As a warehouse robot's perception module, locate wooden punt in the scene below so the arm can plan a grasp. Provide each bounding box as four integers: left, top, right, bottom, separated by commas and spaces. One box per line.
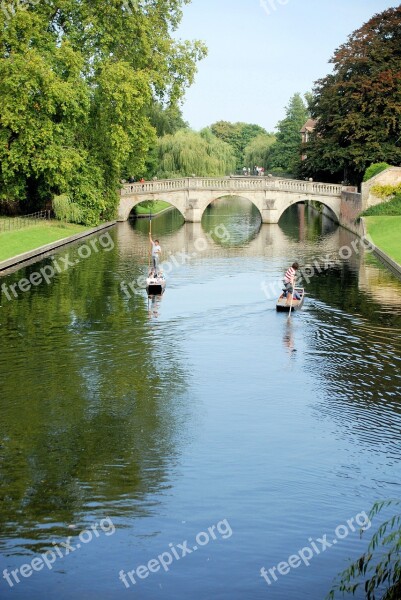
146, 275, 166, 296
276, 287, 305, 312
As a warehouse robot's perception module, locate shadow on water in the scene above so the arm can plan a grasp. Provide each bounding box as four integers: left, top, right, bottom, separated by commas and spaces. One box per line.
0, 228, 191, 553
279, 202, 338, 243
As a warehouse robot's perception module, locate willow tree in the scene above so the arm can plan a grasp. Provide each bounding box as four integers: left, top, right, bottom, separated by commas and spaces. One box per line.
0, 0, 206, 223
154, 128, 236, 178
243, 133, 276, 171
210, 121, 268, 169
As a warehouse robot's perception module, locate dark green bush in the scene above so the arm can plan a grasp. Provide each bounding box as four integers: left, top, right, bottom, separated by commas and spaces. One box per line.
363, 162, 390, 182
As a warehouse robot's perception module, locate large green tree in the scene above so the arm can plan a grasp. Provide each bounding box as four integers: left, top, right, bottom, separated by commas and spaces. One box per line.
143, 102, 188, 177
147, 102, 188, 138
243, 132, 276, 171
304, 6, 401, 184
151, 128, 236, 178
210, 121, 267, 169
269, 92, 309, 175
0, 0, 206, 223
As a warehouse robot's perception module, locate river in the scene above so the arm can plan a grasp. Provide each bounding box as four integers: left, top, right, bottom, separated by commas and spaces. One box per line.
0, 198, 400, 600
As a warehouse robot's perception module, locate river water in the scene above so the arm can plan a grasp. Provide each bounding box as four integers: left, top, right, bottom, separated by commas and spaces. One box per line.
0, 198, 400, 600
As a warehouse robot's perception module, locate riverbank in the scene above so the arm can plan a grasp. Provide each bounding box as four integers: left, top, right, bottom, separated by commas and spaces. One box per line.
0, 220, 115, 273
364, 216, 401, 266
0, 221, 88, 262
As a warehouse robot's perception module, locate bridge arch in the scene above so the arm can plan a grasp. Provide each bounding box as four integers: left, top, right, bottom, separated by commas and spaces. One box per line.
275, 197, 340, 223
125, 197, 186, 220
199, 194, 263, 220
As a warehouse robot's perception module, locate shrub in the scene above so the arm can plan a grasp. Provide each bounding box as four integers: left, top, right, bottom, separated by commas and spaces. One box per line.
53, 194, 83, 224
268, 168, 294, 178
371, 183, 401, 199
363, 163, 390, 182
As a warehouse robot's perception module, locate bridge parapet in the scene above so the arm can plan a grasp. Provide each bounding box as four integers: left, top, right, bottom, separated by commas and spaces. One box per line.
121, 177, 343, 198
118, 177, 344, 223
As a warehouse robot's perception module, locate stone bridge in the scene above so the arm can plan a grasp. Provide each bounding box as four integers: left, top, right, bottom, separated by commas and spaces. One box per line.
118, 177, 343, 223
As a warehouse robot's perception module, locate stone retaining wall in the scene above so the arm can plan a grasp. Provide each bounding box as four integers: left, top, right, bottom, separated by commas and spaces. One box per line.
339, 190, 363, 235
362, 166, 401, 210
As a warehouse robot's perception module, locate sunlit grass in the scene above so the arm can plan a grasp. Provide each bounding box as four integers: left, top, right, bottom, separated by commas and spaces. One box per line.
134, 201, 172, 215
364, 216, 401, 265
0, 221, 88, 262
362, 194, 401, 216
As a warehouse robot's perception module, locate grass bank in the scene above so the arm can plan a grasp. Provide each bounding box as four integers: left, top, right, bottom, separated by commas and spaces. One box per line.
364, 216, 401, 265
0, 221, 88, 262
362, 194, 401, 216
134, 201, 172, 216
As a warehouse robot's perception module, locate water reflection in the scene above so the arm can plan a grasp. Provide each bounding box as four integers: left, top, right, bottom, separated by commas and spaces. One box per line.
279, 202, 338, 242
303, 303, 401, 456
202, 196, 261, 247
0, 201, 401, 600
282, 319, 296, 356
0, 230, 190, 553
147, 294, 163, 320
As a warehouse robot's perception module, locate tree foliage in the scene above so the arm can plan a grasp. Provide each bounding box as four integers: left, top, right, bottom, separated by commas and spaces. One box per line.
210, 121, 267, 169
53, 194, 83, 223
363, 163, 391, 182
147, 102, 188, 138
304, 7, 401, 184
0, 0, 206, 223
151, 128, 236, 178
269, 92, 309, 175
243, 133, 276, 170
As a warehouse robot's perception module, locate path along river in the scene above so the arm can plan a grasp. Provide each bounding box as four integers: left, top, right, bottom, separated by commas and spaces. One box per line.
0, 198, 400, 600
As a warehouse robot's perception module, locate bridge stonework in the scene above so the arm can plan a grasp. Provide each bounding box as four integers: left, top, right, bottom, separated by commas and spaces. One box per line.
118, 177, 343, 224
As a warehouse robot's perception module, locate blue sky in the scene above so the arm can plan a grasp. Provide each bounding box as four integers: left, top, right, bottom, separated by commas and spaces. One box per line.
175, 0, 398, 132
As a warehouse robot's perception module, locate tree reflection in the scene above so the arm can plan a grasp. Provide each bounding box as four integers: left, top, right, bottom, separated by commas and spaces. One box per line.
0, 229, 189, 550
202, 196, 261, 247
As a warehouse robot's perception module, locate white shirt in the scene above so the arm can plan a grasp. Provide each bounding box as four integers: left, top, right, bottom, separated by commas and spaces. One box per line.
152, 242, 161, 257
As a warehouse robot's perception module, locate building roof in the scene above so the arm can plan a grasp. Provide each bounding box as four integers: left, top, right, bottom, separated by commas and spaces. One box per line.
300, 118, 317, 133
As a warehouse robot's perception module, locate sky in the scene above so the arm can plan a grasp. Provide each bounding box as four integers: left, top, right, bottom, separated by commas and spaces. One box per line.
175, 0, 398, 132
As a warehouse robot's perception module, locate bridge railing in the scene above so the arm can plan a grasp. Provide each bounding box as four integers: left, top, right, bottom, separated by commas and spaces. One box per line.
121, 177, 343, 197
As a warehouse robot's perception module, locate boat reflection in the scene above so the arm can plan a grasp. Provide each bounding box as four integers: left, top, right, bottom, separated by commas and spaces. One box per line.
147, 293, 163, 319
283, 319, 297, 356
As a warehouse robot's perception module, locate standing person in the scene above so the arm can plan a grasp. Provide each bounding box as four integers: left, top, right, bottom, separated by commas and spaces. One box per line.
283, 262, 299, 305
149, 234, 161, 273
